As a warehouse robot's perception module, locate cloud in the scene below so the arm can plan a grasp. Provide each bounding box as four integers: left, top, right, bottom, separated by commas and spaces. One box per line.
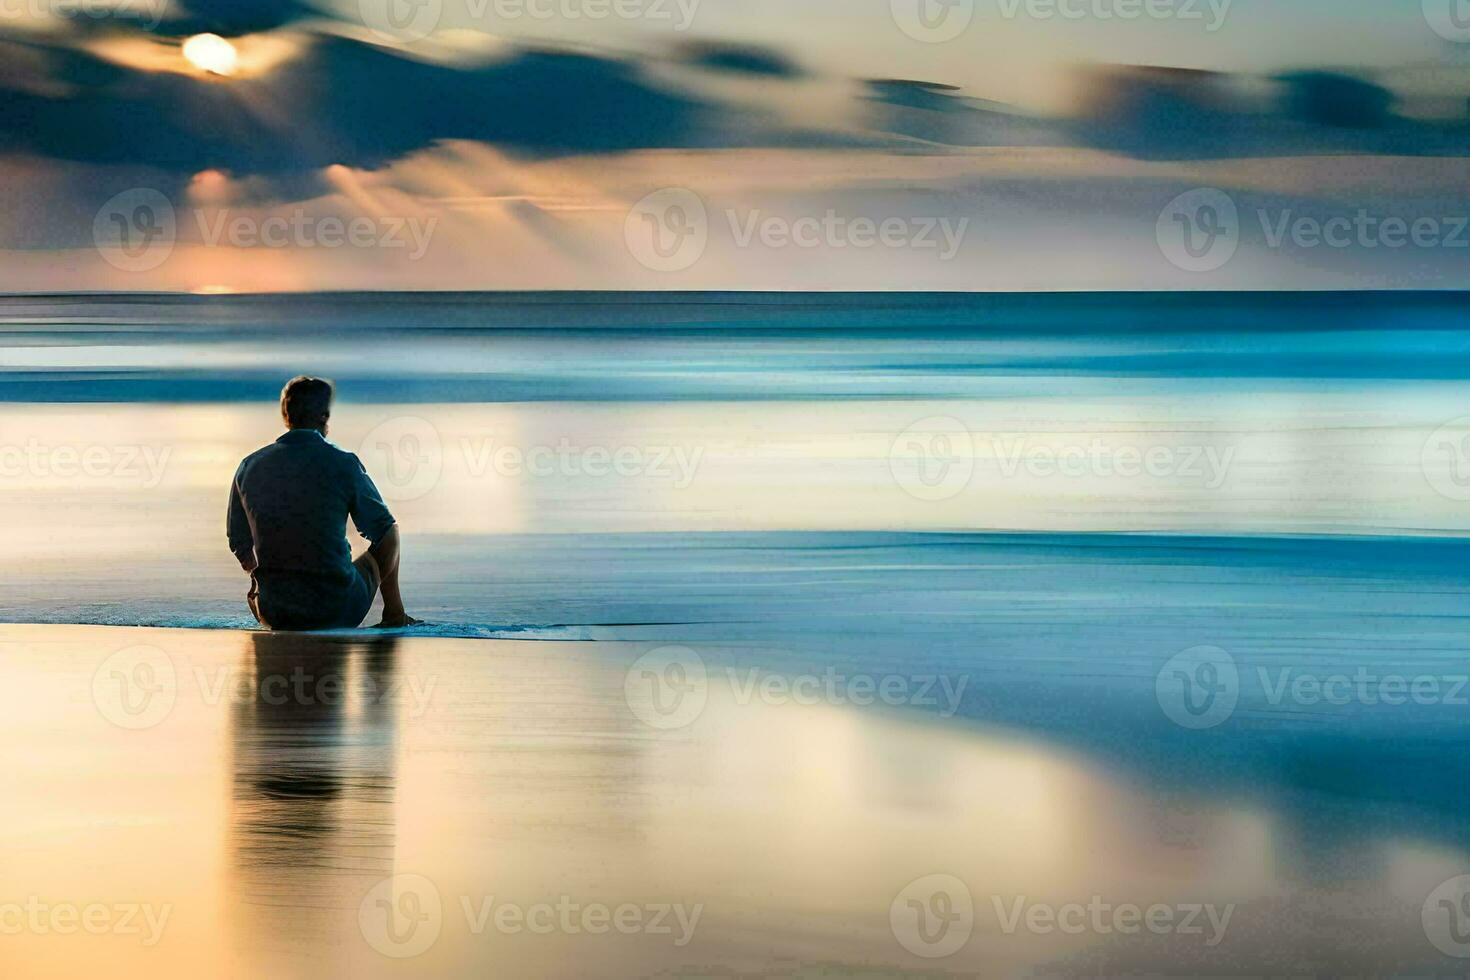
675, 41, 804, 78
0, 34, 712, 174
1069, 65, 1470, 161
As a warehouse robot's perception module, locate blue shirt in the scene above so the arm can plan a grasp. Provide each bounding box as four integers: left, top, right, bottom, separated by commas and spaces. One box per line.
227, 429, 396, 583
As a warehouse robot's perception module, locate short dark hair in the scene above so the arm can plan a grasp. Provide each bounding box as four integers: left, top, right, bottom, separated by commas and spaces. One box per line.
280, 376, 333, 429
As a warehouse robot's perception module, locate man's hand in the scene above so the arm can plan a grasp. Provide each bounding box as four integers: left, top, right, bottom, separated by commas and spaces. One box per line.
240, 555, 258, 573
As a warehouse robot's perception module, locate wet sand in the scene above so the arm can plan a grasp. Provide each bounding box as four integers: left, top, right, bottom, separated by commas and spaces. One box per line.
4, 623, 1469, 978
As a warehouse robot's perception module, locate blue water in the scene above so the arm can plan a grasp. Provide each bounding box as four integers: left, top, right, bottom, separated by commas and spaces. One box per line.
9, 292, 1470, 976
4, 291, 1470, 404
3, 290, 1468, 665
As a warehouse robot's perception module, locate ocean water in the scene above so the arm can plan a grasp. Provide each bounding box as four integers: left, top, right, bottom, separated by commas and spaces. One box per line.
3, 291, 1470, 640
8, 292, 1470, 975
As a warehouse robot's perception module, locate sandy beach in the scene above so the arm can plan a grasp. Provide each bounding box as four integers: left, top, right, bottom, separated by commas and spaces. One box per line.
3, 622, 1467, 977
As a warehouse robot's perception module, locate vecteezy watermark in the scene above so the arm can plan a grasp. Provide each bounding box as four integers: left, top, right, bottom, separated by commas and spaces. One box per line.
93, 645, 177, 730
888, 417, 1239, 502
888, 417, 976, 502
0, 440, 172, 488
625, 188, 708, 273
1155, 645, 1239, 730
358, 416, 444, 503
991, 895, 1234, 946
94, 188, 176, 273
622, 647, 968, 730
891, 874, 974, 958
194, 209, 438, 261
625, 189, 969, 273
0, 898, 173, 946
995, 0, 1231, 30
624, 646, 708, 730
1156, 188, 1239, 273
93, 189, 439, 273
459, 437, 704, 489
989, 436, 1235, 488
358, 0, 699, 43
1423, 0, 1470, 43
1158, 187, 1470, 273
91, 645, 438, 730
725, 668, 969, 718
358, 874, 702, 958
1424, 874, 1470, 958
359, 875, 444, 958
890, 0, 975, 43
358, 0, 444, 42
890, 877, 1232, 959
357, 418, 707, 503
1157, 644, 1470, 730
0, 0, 170, 30
1421, 417, 1470, 501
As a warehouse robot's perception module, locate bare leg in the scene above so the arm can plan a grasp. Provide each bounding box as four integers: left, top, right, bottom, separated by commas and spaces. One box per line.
367, 525, 420, 628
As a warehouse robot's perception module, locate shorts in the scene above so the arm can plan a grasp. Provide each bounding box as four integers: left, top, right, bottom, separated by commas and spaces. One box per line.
249, 555, 380, 631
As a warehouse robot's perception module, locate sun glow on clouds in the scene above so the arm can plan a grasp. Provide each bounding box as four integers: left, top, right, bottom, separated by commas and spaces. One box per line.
82, 32, 302, 79
182, 34, 239, 76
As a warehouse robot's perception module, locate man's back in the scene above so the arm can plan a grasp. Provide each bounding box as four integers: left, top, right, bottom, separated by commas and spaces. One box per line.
229, 429, 395, 581
229, 377, 415, 631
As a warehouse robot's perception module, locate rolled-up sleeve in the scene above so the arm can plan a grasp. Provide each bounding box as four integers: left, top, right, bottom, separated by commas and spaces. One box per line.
348, 454, 396, 543
226, 464, 254, 563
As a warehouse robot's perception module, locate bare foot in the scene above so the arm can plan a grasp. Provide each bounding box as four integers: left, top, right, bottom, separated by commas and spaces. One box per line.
373, 612, 424, 629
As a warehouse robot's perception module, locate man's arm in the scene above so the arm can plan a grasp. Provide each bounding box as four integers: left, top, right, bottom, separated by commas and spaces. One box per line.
226, 470, 257, 573
348, 455, 417, 626
347, 454, 397, 545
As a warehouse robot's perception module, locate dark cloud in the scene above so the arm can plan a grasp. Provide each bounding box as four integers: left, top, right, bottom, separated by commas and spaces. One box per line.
167, 0, 308, 33
860, 78, 1067, 149
675, 41, 803, 78
0, 9, 1466, 190
1276, 71, 1395, 128
0, 34, 710, 174
1070, 65, 1470, 160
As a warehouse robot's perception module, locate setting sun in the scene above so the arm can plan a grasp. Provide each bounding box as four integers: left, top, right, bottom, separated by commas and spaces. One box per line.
182, 33, 238, 76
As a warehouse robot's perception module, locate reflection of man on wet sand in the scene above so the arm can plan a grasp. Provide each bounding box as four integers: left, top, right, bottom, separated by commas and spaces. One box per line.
227, 376, 420, 630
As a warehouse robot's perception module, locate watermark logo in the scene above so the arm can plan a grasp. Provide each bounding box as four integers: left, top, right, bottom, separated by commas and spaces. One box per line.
626, 188, 708, 272
459, 437, 704, 489
626, 191, 968, 271
1424, 874, 1470, 957
460, 894, 701, 944
726, 667, 968, 717
890, 874, 973, 958
990, 436, 1235, 488
358, 416, 444, 502
1156, 645, 1238, 729
1424, 0, 1470, 43
359, 0, 443, 42
890, 0, 974, 42
991, 895, 1232, 945
995, 0, 1231, 30
0, 440, 172, 488
194, 209, 438, 260
1157, 188, 1239, 273
624, 645, 708, 730
94, 188, 176, 273
469, 0, 700, 28
92, 645, 177, 730
1161, 189, 1469, 272
0, 898, 172, 945
889, 417, 975, 502
0, 0, 171, 30
360, 874, 444, 958
1422, 417, 1470, 501
725, 210, 967, 260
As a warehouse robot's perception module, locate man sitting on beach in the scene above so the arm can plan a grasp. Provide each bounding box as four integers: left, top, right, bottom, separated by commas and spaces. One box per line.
227, 376, 420, 630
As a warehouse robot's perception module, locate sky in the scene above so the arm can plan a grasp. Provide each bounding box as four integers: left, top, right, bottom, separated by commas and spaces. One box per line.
0, 0, 1467, 290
